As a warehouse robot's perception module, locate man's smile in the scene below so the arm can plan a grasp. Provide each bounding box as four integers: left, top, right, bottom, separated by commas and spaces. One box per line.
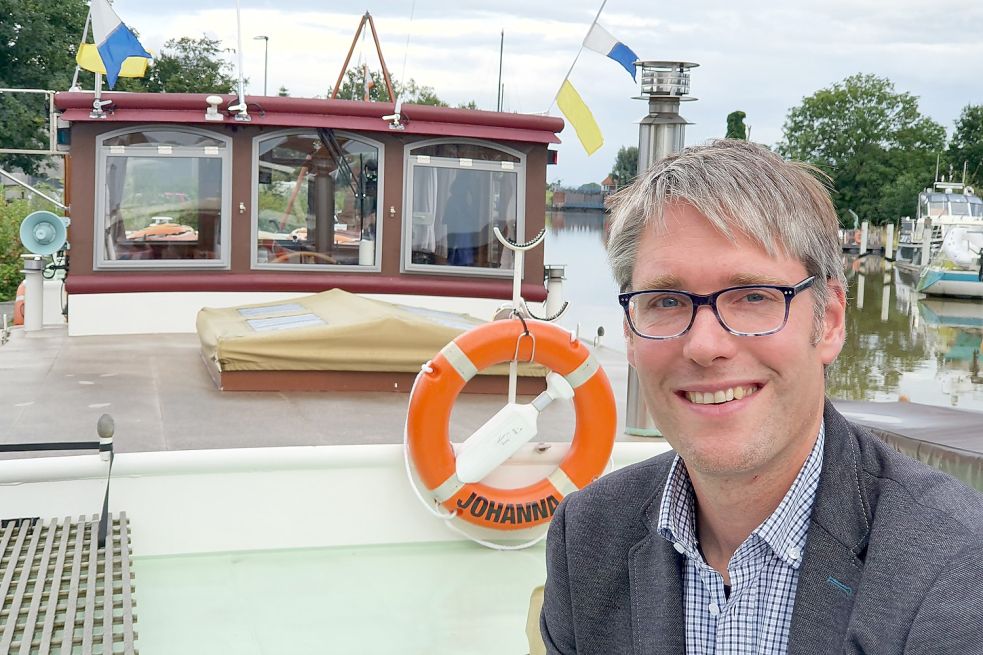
680, 383, 762, 405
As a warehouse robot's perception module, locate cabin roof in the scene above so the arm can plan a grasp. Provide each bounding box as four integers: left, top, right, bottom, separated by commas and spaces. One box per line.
54, 92, 564, 145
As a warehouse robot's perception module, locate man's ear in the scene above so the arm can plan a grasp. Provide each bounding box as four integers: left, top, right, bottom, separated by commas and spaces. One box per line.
817, 280, 846, 365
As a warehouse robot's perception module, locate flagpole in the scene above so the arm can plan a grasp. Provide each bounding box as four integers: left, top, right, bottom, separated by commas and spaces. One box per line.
547, 0, 609, 112
229, 0, 250, 120
70, 6, 93, 91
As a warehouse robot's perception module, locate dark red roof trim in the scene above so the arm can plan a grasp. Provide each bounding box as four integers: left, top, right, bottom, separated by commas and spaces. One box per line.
54, 93, 564, 144
65, 273, 548, 302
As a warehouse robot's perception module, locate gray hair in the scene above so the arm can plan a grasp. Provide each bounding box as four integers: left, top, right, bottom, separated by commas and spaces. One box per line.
606, 139, 846, 336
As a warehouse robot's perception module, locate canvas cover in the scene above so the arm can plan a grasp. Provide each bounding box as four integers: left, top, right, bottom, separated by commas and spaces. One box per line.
197, 289, 545, 377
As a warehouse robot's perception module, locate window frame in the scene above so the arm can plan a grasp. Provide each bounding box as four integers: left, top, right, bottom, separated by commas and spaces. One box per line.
250, 129, 385, 273
93, 125, 232, 270
401, 138, 525, 277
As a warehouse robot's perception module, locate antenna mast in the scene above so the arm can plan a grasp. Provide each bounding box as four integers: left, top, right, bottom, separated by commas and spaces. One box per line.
331, 12, 396, 101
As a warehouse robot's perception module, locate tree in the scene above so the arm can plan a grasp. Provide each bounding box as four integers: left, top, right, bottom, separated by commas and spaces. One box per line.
277, 85, 290, 97
578, 182, 602, 193
336, 69, 463, 107
726, 111, 747, 140
946, 105, 983, 187
124, 36, 238, 94
610, 146, 638, 187
0, 0, 88, 175
777, 74, 945, 226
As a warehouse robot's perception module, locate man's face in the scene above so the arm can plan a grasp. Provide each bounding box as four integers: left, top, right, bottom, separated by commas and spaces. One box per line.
626, 203, 845, 479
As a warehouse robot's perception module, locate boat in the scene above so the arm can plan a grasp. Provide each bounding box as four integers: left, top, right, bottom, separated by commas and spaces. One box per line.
2, 24, 982, 655
918, 297, 983, 329
40, 91, 567, 337
895, 180, 983, 273
916, 226, 983, 298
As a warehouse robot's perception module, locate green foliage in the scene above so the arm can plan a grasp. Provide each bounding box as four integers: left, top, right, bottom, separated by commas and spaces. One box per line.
946, 105, 983, 187
122, 35, 238, 94
610, 146, 638, 186
577, 182, 602, 193
277, 86, 290, 97
777, 74, 945, 226
0, 196, 62, 301
0, 0, 88, 175
336, 69, 453, 107
725, 111, 747, 140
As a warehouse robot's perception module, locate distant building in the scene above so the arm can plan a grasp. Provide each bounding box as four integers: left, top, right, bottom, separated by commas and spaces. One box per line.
601, 175, 618, 193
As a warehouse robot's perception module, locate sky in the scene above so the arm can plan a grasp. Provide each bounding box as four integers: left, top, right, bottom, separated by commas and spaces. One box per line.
111, 0, 983, 186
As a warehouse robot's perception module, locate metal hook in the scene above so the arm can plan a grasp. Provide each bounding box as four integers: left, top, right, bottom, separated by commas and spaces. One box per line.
512, 320, 536, 364
523, 299, 569, 322
494, 227, 546, 252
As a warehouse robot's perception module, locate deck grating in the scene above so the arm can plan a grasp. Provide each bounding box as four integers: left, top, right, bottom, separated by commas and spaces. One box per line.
0, 514, 137, 654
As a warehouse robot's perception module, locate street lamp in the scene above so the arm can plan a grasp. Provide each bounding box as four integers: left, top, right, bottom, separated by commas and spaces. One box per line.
253, 35, 269, 95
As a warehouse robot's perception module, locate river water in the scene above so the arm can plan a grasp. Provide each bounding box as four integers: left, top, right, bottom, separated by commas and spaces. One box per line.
545, 210, 983, 413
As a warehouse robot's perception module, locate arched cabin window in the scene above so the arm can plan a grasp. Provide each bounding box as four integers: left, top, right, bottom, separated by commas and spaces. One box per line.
403, 140, 525, 275
252, 130, 382, 269
95, 127, 231, 268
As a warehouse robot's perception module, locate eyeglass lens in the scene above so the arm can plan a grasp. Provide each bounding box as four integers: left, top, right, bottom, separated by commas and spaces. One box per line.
628, 287, 789, 338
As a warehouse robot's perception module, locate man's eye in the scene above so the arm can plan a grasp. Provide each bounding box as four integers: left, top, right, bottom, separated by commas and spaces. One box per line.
643, 294, 683, 309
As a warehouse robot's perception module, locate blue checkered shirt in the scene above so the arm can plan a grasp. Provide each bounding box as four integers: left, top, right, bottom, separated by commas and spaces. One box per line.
657, 424, 825, 654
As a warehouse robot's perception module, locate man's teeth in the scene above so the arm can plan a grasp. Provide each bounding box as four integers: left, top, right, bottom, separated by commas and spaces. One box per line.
686, 386, 757, 405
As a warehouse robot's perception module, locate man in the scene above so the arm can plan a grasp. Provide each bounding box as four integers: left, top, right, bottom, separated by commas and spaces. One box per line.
540, 140, 983, 654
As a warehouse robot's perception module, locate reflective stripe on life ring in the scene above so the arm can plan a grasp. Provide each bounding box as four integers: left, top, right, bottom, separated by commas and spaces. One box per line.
406, 319, 616, 531
13, 281, 25, 326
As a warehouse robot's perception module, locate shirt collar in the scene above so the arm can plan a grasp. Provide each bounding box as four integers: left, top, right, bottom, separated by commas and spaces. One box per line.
657, 422, 826, 569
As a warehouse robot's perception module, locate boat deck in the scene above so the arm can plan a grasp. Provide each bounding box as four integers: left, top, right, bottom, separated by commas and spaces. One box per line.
0, 326, 640, 452
2, 325, 980, 492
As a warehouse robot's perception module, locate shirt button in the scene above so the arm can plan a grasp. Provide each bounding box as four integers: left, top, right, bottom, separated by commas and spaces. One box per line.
673, 541, 686, 554
708, 602, 721, 616
787, 546, 801, 561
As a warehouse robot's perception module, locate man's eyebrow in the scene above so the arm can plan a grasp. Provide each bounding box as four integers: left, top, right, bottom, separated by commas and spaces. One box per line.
632, 272, 794, 290
728, 273, 792, 286
634, 274, 683, 289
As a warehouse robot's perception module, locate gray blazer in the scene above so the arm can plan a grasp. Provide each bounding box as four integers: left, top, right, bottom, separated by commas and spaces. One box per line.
541, 401, 983, 654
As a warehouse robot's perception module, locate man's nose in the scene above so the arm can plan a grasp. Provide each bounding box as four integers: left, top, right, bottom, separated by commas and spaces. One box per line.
681, 305, 737, 366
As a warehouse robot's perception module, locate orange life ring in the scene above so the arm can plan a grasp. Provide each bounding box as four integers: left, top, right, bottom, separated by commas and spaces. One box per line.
406, 319, 616, 531
13, 281, 25, 326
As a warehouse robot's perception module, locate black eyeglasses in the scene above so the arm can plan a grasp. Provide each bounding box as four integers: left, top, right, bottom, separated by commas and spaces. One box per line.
618, 277, 816, 340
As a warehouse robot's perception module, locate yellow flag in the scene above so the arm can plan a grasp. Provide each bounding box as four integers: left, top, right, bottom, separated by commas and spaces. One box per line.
556, 80, 603, 155
76, 43, 150, 79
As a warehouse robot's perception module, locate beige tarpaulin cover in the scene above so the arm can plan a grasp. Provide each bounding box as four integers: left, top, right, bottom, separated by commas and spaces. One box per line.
197, 289, 545, 377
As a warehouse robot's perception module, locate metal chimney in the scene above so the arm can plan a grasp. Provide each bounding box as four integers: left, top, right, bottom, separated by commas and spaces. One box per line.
625, 60, 698, 437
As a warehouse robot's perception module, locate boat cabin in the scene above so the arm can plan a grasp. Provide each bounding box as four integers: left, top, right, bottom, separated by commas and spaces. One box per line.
52, 93, 563, 335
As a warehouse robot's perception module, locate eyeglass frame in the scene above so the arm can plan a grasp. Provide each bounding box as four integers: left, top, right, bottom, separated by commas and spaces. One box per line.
618, 276, 817, 340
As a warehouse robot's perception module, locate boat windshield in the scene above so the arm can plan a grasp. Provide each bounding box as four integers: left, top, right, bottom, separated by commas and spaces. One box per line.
949, 196, 971, 215
921, 192, 983, 218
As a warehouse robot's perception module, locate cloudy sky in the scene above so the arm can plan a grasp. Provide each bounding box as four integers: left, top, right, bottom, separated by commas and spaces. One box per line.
113, 0, 983, 185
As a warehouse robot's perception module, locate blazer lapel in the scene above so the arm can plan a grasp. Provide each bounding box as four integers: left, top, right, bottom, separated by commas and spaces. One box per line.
788, 402, 872, 654
628, 529, 685, 654
788, 527, 864, 654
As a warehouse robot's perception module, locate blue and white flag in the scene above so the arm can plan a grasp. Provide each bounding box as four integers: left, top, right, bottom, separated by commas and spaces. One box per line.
582, 23, 639, 80
89, 0, 152, 88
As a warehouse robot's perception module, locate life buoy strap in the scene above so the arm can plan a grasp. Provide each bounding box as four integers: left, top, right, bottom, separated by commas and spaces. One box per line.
432, 472, 465, 504
547, 467, 578, 496
565, 353, 600, 389
440, 341, 479, 381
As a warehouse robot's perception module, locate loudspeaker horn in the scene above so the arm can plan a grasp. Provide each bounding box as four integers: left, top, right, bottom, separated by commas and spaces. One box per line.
19, 210, 69, 256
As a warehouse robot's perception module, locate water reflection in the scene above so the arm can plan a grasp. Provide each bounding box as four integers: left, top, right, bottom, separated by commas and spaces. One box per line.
545, 209, 983, 412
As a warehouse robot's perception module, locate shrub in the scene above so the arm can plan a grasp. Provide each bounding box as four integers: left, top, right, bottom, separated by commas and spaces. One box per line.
0, 197, 61, 301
